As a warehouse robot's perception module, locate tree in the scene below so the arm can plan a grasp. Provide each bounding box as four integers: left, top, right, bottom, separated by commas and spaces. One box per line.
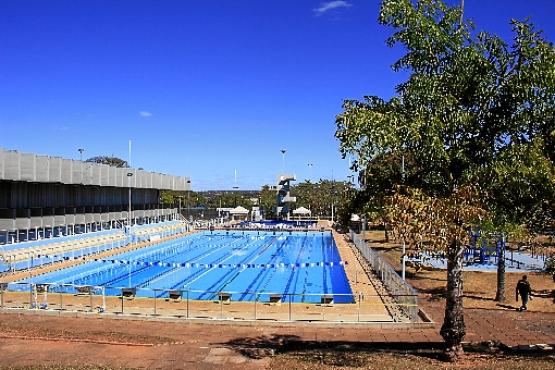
85, 156, 129, 168
336, 0, 555, 359
292, 180, 353, 219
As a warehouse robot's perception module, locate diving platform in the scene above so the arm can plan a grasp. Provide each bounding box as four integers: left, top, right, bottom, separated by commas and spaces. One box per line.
276, 174, 296, 220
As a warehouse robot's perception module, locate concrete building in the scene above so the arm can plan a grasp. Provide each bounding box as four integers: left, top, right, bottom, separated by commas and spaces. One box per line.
0, 148, 191, 244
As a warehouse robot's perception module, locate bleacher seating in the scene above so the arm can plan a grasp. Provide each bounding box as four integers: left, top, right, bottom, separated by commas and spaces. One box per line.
0, 229, 126, 273
128, 220, 188, 242
0, 220, 191, 274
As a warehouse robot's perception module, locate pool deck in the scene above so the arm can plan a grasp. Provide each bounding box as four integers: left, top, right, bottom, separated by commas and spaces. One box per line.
1, 227, 394, 323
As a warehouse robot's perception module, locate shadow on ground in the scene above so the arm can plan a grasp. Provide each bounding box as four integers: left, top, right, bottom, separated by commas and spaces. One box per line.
218, 334, 555, 367
218, 333, 446, 362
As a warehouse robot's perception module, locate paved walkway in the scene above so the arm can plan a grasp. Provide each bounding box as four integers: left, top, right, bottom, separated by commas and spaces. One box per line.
421, 296, 555, 346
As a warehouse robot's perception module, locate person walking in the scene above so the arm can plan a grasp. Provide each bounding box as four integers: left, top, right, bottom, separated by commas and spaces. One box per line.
516, 275, 532, 311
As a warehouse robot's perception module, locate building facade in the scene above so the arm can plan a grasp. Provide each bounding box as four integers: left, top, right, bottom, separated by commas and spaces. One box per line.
0, 148, 191, 243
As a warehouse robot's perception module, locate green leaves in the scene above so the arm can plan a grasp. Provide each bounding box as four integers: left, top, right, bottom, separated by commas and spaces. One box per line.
336, 0, 555, 230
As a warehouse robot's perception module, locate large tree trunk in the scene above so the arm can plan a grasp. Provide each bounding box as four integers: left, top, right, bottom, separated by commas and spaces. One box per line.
495, 234, 506, 302
440, 239, 466, 360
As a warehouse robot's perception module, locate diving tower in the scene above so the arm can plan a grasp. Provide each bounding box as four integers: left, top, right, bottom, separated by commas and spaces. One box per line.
276, 174, 296, 220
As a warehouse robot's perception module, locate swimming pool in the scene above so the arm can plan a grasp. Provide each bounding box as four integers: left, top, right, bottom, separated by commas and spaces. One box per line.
16, 231, 354, 303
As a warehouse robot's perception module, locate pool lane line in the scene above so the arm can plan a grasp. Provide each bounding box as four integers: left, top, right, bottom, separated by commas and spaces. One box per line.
68, 234, 243, 287
6, 230, 198, 286
234, 235, 294, 301
298, 234, 328, 303
48, 237, 208, 287
282, 234, 312, 300
89, 233, 246, 288
192, 234, 283, 300
190, 236, 278, 299
78, 236, 224, 288
145, 236, 258, 295
116, 234, 217, 264
136, 234, 257, 291
158, 235, 274, 297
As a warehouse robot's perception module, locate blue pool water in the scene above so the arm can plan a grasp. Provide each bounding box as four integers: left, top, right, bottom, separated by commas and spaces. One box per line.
16, 231, 354, 303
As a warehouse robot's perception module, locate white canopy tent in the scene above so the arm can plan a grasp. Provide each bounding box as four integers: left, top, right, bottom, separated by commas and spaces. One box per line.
229, 206, 249, 215
292, 207, 311, 217
229, 206, 249, 221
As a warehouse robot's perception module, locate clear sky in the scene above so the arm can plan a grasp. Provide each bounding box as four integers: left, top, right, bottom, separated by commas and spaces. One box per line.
1, 1, 554, 190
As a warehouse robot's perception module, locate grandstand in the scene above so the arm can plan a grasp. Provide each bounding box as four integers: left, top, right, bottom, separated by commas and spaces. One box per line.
0, 148, 191, 245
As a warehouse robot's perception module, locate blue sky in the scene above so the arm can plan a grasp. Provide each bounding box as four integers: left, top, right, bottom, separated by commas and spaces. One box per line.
1, 1, 554, 190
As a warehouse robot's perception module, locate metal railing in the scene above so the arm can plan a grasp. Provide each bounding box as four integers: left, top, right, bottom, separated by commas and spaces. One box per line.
0, 282, 419, 324
349, 230, 419, 321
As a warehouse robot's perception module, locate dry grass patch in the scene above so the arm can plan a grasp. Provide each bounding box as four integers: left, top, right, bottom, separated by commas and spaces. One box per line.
361, 230, 554, 312
271, 351, 555, 370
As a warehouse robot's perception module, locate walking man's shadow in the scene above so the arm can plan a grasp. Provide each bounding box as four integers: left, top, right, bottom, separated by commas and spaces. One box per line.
496, 303, 520, 311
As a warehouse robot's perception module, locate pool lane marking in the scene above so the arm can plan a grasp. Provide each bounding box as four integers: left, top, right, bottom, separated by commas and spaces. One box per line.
70, 237, 236, 287
170, 235, 274, 293
57, 236, 213, 286
86, 236, 231, 288
145, 236, 255, 291
233, 236, 293, 300
141, 235, 258, 288
282, 234, 311, 299
188, 236, 278, 298
191, 235, 282, 299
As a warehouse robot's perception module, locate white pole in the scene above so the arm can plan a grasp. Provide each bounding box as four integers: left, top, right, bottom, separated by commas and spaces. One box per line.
402, 237, 406, 280
128, 140, 132, 227
280, 149, 286, 174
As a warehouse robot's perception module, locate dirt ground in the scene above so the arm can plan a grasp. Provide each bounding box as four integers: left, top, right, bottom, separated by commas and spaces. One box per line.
361, 230, 555, 313
271, 351, 555, 370
0, 310, 553, 370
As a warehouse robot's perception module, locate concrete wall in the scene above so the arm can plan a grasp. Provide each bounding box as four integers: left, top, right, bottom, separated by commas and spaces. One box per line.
0, 148, 191, 191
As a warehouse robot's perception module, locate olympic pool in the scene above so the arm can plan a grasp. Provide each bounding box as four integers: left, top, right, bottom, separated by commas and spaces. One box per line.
15, 231, 354, 303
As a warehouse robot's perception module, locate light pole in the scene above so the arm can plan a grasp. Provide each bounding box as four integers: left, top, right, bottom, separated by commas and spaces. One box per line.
280, 149, 287, 173
78, 148, 85, 161
307, 163, 314, 211
233, 169, 239, 208
176, 196, 183, 219
330, 170, 335, 222
127, 172, 133, 226
307, 163, 313, 182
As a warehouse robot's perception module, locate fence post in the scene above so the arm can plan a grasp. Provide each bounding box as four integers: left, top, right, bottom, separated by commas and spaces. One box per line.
102, 287, 106, 312
29, 284, 34, 309
288, 294, 292, 321
186, 290, 189, 318
254, 293, 257, 320
153, 289, 157, 316
89, 287, 93, 312
357, 292, 361, 322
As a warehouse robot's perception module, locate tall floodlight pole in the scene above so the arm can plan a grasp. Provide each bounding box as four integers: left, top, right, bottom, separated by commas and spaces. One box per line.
307, 163, 313, 182
307, 163, 314, 211
280, 149, 287, 173
78, 148, 85, 161
127, 172, 133, 226
127, 140, 133, 227
233, 169, 239, 207
331, 169, 335, 223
